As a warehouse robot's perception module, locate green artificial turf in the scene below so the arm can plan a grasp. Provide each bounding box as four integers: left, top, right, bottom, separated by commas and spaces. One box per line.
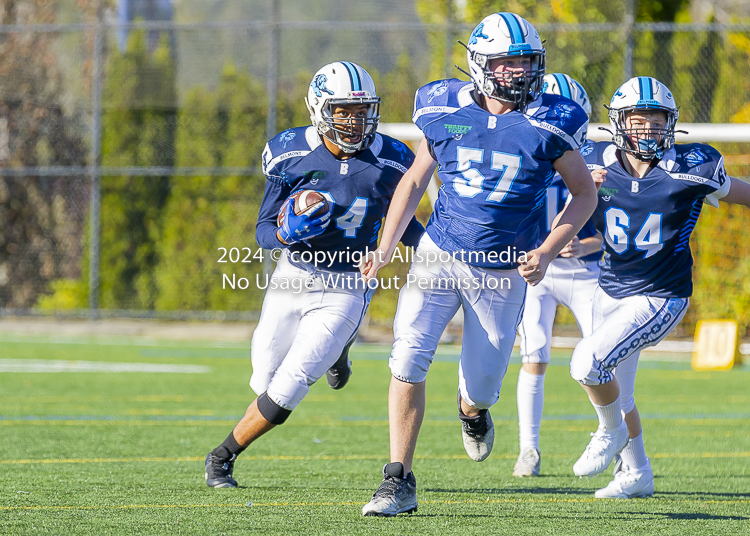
0, 336, 748, 535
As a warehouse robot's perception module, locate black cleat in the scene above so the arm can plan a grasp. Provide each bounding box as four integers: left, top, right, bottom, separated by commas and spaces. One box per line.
326, 339, 354, 390
362, 462, 418, 516
205, 453, 238, 488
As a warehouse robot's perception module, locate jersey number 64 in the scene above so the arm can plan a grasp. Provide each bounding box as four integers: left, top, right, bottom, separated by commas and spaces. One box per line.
605, 208, 664, 259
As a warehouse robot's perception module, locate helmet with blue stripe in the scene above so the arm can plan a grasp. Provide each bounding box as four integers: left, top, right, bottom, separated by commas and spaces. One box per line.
305, 62, 381, 153
608, 76, 679, 161
542, 73, 591, 116
465, 12, 546, 112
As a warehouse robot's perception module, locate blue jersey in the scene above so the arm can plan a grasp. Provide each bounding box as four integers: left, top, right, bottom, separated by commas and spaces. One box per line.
540, 173, 600, 264
414, 78, 588, 269
257, 126, 424, 271
582, 140, 730, 298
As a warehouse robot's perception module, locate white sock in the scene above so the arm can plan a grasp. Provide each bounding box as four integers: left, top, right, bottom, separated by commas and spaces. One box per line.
517, 368, 545, 450
591, 398, 623, 431
621, 432, 649, 469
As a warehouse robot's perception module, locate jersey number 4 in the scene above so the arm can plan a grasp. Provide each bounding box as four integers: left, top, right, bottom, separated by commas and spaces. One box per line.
605, 208, 664, 259
453, 147, 521, 203
320, 193, 368, 238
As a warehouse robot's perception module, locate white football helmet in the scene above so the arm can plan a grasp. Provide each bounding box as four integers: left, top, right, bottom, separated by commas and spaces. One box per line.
608, 76, 679, 161
465, 12, 545, 112
305, 62, 380, 154
542, 73, 591, 116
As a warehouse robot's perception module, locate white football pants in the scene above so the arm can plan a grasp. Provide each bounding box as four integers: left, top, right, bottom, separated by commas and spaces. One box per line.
250, 251, 373, 410
389, 234, 527, 409
570, 286, 689, 414
518, 258, 600, 363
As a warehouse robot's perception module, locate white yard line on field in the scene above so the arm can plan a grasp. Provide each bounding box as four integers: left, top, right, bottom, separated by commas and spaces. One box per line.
0, 359, 210, 373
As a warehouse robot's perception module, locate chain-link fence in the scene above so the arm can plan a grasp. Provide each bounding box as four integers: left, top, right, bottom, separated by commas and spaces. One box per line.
2, 4, 750, 335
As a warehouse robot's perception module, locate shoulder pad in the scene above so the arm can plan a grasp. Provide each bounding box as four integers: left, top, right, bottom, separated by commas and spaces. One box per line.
526, 93, 589, 149
579, 141, 614, 167
374, 134, 416, 169
413, 78, 473, 128
579, 139, 596, 157
262, 126, 320, 177
669, 143, 727, 190
370, 135, 414, 174
673, 143, 721, 173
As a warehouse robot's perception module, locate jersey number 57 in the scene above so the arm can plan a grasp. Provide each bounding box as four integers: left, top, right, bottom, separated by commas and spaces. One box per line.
453, 147, 521, 204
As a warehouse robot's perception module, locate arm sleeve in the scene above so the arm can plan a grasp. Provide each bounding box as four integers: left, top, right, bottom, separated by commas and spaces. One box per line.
704, 158, 731, 208
399, 216, 425, 248
255, 178, 292, 250
705, 176, 731, 208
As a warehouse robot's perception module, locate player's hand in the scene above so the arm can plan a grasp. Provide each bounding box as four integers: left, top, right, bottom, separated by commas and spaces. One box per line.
277, 197, 331, 245
518, 249, 550, 286
591, 168, 607, 190
359, 248, 389, 280
559, 236, 582, 258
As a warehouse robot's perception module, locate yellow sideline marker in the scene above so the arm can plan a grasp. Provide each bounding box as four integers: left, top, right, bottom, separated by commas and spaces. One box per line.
692, 319, 740, 371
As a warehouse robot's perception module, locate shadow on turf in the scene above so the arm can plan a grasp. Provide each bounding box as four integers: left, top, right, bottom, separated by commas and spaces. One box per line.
646, 512, 748, 521
656, 490, 750, 501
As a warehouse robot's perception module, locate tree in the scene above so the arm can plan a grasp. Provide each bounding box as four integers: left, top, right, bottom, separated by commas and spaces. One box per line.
0, 0, 88, 308
97, 29, 175, 309
153, 64, 267, 312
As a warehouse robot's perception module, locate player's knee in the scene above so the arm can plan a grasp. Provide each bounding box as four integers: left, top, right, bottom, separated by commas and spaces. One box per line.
570, 361, 594, 385
460, 386, 498, 410
570, 339, 598, 385
256, 392, 292, 425
249, 373, 271, 397
466, 396, 495, 410
389, 350, 431, 384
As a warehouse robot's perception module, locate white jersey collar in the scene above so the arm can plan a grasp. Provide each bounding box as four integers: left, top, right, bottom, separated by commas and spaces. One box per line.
305, 126, 323, 150
369, 133, 383, 157
603, 144, 619, 167
523, 95, 544, 117
457, 83, 476, 108
657, 147, 677, 172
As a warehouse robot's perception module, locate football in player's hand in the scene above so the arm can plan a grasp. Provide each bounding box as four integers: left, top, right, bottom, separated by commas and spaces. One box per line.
277, 190, 331, 227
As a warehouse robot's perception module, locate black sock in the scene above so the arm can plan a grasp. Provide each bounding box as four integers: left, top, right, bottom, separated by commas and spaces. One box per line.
458, 408, 486, 421
211, 431, 247, 461
384, 462, 405, 479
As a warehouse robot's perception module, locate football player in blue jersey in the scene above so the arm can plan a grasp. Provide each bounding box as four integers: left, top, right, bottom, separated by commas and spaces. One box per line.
359, 13, 598, 516
204, 62, 424, 488
569, 76, 750, 498
513, 73, 604, 478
